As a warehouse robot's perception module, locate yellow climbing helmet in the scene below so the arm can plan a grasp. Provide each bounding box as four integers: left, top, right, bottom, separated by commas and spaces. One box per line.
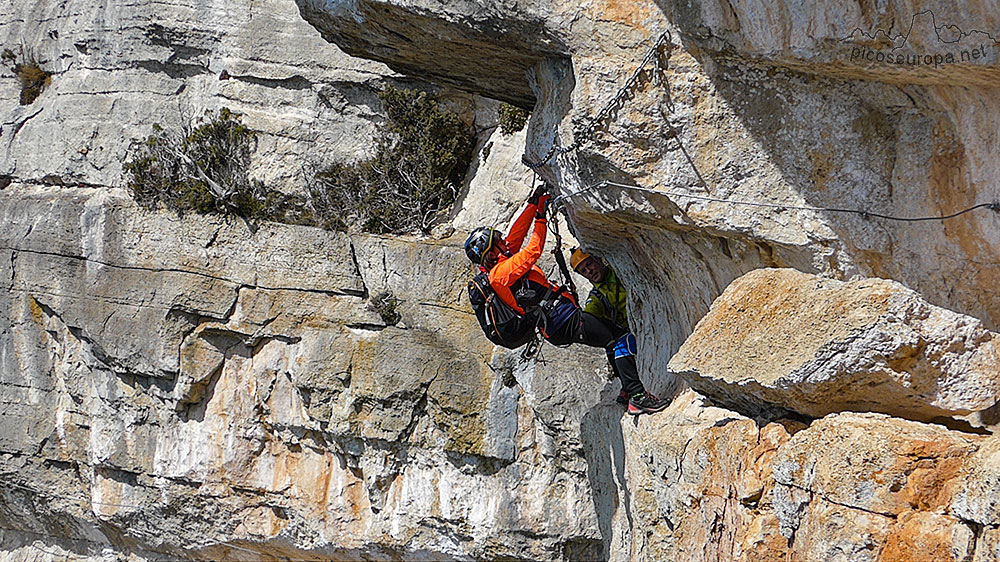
569, 248, 592, 271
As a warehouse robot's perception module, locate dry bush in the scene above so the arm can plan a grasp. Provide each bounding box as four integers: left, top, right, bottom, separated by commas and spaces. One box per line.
309, 85, 475, 234
367, 290, 401, 325
3, 48, 51, 105
124, 108, 280, 224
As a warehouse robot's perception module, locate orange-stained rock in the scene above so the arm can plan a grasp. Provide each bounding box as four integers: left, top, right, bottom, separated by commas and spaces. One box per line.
774, 413, 983, 520
880, 511, 974, 562
611, 404, 995, 561
611, 390, 798, 561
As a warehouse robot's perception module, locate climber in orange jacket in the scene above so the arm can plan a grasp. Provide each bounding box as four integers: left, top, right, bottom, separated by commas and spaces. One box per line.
464, 184, 579, 342
463, 184, 669, 415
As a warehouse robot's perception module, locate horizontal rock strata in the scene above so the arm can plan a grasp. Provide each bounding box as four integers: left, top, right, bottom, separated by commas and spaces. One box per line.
0, 185, 609, 560
0, 0, 483, 194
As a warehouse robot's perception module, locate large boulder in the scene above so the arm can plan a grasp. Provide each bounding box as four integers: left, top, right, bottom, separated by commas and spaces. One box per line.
668, 268, 1000, 422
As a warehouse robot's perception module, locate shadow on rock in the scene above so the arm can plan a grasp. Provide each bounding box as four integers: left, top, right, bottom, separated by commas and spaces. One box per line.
581, 392, 632, 561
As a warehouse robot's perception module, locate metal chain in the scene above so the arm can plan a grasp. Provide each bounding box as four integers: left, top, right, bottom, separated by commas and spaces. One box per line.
522, 31, 674, 169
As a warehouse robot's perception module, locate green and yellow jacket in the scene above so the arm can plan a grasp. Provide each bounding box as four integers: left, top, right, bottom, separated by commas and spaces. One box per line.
583, 266, 628, 331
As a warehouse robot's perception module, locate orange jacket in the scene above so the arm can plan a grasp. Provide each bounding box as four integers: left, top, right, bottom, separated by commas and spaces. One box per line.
486, 201, 575, 314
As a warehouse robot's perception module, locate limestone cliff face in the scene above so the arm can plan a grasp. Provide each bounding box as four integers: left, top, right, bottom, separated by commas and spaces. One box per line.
1, 184, 611, 561
0, 0, 609, 559
0, 0, 391, 192
281, 0, 1000, 558
3, 0, 1000, 561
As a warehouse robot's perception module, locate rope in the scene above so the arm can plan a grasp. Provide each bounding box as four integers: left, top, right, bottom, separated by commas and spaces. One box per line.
554, 180, 1000, 223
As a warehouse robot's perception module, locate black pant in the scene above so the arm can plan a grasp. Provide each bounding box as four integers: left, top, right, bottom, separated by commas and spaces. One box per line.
546, 309, 645, 397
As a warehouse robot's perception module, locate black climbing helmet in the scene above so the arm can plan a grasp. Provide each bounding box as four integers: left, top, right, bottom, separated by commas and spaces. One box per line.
464, 227, 499, 265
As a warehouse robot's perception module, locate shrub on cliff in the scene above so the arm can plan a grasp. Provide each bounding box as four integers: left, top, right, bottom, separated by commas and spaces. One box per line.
3, 48, 51, 105
309, 85, 474, 233
125, 109, 281, 223
497, 103, 528, 135
367, 290, 401, 325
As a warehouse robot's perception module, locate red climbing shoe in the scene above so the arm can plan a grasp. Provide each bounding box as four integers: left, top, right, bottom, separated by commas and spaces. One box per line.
627, 392, 670, 415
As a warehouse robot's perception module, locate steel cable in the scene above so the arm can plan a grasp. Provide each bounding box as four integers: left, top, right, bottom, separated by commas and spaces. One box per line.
553, 180, 1000, 223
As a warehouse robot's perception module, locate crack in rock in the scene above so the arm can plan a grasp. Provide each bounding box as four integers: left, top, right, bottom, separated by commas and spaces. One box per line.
2, 245, 361, 297
4, 106, 44, 155
231, 74, 314, 90
134, 60, 212, 80
8, 250, 15, 291
348, 237, 369, 299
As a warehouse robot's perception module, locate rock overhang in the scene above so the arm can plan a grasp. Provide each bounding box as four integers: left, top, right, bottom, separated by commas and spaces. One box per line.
660, 0, 1000, 87
294, 0, 573, 108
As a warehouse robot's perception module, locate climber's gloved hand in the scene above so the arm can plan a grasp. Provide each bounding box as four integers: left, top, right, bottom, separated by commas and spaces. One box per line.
535, 194, 550, 219
526, 182, 550, 206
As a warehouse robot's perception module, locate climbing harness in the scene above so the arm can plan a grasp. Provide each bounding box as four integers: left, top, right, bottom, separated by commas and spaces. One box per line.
522, 31, 673, 170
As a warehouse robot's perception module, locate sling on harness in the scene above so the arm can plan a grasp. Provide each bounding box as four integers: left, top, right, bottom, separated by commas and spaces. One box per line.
547, 198, 579, 306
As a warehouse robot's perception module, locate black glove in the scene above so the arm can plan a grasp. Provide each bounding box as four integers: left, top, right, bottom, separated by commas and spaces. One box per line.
526, 182, 550, 206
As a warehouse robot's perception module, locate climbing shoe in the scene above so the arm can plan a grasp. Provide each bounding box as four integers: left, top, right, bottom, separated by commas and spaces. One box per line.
627, 392, 670, 416
616, 390, 629, 405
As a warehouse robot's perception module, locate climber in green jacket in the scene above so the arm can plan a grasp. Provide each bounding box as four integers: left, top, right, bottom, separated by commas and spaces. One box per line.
571, 248, 628, 332
570, 247, 668, 415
